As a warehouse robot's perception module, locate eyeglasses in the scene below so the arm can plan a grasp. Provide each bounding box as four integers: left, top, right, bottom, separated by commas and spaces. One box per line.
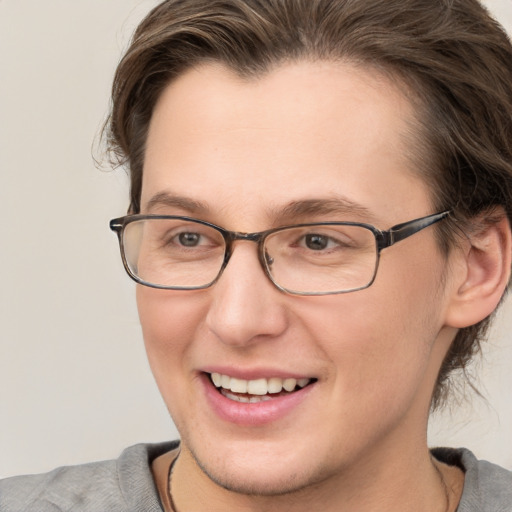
109, 211, 450, 295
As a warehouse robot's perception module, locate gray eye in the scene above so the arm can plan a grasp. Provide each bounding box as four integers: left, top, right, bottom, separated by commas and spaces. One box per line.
178, 232, 201, 247
305, 234, 329, 250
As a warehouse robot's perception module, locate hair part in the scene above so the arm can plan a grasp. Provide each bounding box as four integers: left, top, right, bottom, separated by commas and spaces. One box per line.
104, 0, 512, 409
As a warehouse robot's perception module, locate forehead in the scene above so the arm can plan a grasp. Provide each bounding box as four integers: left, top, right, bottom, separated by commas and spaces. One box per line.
142, 60, 431, 226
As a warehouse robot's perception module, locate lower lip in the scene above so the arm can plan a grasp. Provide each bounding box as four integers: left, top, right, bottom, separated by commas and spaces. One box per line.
201, 373, 315, 426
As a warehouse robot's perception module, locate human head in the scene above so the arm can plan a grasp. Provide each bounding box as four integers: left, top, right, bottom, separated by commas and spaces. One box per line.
105, 0, 512, 408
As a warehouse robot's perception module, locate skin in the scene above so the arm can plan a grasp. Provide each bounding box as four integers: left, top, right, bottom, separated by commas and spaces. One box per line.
138, 60, 475, 511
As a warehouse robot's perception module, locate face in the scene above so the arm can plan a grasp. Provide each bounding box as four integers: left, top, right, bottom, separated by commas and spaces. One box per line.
138, 61, 457, 495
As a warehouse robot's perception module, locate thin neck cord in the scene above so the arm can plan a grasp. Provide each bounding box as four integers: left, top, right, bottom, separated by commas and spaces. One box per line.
166, 455, 180, 512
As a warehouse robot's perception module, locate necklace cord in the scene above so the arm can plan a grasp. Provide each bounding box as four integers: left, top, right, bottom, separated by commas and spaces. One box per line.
166, 454, 180, 512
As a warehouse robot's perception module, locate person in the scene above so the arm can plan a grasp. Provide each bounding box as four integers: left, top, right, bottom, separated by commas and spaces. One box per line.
2, 0, 512, 510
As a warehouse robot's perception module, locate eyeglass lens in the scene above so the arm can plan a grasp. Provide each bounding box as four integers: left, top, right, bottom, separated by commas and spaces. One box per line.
121, 218, 379, 294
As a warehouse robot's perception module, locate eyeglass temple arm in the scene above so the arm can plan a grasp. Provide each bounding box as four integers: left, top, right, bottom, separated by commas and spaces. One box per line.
109, 218, 124, 232
377, 211, 450, 251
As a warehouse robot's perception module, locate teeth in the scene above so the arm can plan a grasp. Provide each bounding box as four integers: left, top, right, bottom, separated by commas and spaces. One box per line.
283, 378, 297, 392
221, 374, 230, 389
267, 377, 284, 394
222, 391, 274, 403
210, 373, 312, 396
247, 378, 267, 395
211, 373, 222, 387
229, 377, 248, 393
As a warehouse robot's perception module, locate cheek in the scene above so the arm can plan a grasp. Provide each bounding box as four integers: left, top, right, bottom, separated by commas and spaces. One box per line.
297, 248, 446, 403
136, 286, 207, 386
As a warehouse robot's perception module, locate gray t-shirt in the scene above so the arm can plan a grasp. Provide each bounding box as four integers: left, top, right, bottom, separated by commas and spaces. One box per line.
1, 442, 511, 511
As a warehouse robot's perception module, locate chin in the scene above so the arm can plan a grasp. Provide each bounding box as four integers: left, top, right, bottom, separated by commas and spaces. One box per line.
200, 461, 318, 497
187, 439, 330, 497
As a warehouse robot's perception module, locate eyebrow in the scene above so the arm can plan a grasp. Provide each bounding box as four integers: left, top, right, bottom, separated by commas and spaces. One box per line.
143, 192, 374, 223
272, 197, 375, 223
144, 192, 210, 215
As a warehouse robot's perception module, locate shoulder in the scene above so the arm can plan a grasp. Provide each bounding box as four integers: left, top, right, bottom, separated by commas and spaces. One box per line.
459, 448, 512, 512
432, 447, 512, 512
0, 459, 119, 512
0, 442, 177, 512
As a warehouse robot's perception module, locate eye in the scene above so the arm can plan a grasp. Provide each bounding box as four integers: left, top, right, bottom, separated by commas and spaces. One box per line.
304, 234, 332, 251
178, 232, 202, 247
300, 232, 347, 252
290, 226, 361, 254
160, 225, 219, 251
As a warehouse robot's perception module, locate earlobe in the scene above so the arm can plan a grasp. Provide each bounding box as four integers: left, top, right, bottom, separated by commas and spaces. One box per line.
445, 213, 511, 328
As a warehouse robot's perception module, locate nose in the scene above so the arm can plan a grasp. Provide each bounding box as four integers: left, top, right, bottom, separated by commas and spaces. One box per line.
205, 242, 289, 347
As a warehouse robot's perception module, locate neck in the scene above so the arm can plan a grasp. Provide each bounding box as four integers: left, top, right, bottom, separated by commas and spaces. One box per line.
162, 443, 463, 512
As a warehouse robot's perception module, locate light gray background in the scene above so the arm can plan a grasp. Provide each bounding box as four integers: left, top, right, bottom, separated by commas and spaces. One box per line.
1, 0, 511, 478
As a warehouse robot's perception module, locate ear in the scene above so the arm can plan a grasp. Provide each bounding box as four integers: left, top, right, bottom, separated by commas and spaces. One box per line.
444, 211, 511, 328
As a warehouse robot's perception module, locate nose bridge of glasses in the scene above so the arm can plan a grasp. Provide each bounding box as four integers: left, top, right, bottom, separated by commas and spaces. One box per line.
222, 231, 272, 276
223, 231, 265, 255
228, 231, 264, 243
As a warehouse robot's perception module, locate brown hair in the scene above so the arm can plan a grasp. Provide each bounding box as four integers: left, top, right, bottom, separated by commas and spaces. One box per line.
105, 0, 512, 409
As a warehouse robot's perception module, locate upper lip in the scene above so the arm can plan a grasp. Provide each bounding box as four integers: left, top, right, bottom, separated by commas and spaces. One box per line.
200, 366, 315, 381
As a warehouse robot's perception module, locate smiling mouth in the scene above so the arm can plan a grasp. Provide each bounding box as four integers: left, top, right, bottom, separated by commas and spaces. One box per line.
209, 373, 316, 403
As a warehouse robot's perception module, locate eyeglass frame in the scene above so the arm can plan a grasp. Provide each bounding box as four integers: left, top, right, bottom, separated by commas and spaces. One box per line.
109, 210, 451, 296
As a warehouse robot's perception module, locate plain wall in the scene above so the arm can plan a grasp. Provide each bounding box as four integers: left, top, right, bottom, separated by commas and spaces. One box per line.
1, 0, 511, 478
